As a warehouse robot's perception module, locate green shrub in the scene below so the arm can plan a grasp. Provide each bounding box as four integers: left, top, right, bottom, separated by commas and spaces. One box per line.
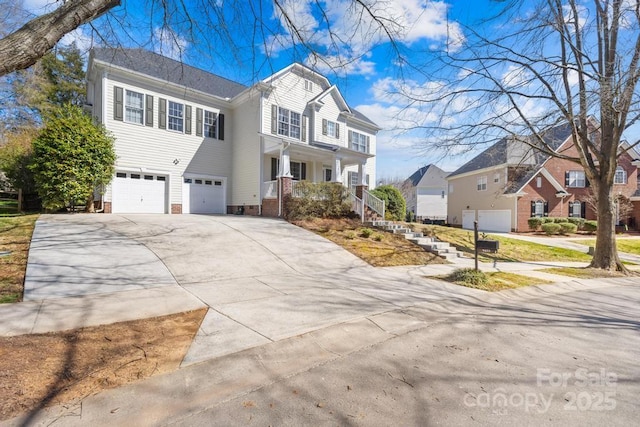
553, 217, 568, 223
583, 220, 597, 233
558, 222, 578, 235
567, 217, 585, 228
528, 217, 543, 231
373, 233, 383, 242
406, 210, 415, 223
369, 185, 406, 221
284, 182, 352, 220
345, 231, 356, 240
541, 222, 561, 235
541, 217, 554, 223
360, 228, 373, 238
447, 268, 488, 287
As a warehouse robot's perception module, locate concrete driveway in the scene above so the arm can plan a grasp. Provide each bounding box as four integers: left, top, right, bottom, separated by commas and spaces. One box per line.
7, 214, 481, 365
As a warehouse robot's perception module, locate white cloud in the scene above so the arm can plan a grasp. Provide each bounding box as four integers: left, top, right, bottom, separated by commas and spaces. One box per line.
501, 64, 531, 88
153, 27, 188, 61
270, 0, 465, 76
60, 28, 94, 52
305, 54, 376, 77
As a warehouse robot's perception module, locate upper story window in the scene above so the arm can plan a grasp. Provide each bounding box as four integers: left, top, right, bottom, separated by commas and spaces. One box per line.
349, 130, 368, 153
304, 80, 313, 91
493, 173, 500, 183
536, 176, 542, 188
125, 90, 144, 124
477, 176, 487, 191
168, 101, 184, 132
278, 107, 301, 139
614, 166, 627, 184
323, 119, 339, 138
204, 110, 218, 139
566, 170, 585, 188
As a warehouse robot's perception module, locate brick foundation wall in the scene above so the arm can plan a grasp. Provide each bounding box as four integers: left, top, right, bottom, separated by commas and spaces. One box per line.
227, 205, 261, 216
171, 204, 182, 214
261, 199, 279, 217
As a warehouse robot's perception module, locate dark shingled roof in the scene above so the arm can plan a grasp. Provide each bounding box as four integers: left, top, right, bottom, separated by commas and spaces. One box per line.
351, 108, 379, 128
448, 122, 574, 179
406, 164, 449, 187
92, 48, 247, 99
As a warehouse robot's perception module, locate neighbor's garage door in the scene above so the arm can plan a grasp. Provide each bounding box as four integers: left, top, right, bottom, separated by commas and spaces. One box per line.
478, 210, 511, 232
112, 172, 167, 213
182, 176, 226, 214
462, 210, 475, 230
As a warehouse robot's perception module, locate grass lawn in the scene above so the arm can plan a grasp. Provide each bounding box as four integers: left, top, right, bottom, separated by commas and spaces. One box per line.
571, 238, 640, 255
440, 269, 552, 292
0, 199, 18, 216
294, 218, 446, 267
415, 224, 592, 263
539, 267, 633, 279
0, 214, 38, 303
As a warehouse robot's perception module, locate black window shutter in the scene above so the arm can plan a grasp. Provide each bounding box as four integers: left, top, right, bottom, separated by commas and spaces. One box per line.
366, 136, 370, 153
301, 163, 307, 180
114, 86, 123, 121
565, 171, 570, 186
145, 95, 154, 127
218, 114, 225, 140
336, 123, 340, 139
196, 108, 203, 137
322, 119, 327, 135
185, 105, 192, 134
581, 201, 586, 218
159, 98, 166, 129
530, 201, 535, 216
585, 176, 590, 187
271, 157, 278, 180
271, 105, 278, 134
543, 201, 549, 216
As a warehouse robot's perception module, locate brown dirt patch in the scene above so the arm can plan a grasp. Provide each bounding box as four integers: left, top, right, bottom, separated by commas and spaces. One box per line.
294, 218, 446, 267
0, 308, 207, 421
0, 215, 37, 303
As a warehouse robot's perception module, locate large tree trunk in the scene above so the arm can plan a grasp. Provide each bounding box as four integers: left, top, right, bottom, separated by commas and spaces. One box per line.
0, 0, 120, 77
589, 184, 626, 272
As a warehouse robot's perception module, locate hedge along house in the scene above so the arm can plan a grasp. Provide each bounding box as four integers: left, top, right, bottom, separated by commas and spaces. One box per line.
446, 119, 640, 232
86, 48, 380, 216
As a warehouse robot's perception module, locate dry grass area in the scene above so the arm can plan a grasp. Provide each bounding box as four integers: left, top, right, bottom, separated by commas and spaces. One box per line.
0, 308, 207, 421
539, 267, 633, 279
294, 218, 446, 267
440, 269, 551, 292
0, 215, 38, 303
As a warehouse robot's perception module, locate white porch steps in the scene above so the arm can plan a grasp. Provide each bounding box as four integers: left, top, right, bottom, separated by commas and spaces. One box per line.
366, 220, 465, 261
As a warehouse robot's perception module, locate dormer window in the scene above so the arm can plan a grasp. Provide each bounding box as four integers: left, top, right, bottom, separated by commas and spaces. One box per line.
305, 80, 313, 92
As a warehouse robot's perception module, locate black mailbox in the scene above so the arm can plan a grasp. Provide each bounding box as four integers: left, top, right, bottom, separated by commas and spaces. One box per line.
476, 239, 499, 253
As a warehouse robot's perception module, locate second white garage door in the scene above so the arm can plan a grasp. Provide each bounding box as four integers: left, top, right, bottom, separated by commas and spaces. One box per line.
183, 176, 226, 214
478, 210, 511, 232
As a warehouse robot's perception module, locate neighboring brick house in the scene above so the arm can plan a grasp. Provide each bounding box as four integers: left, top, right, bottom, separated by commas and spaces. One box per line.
447, 120, 640, 232
86, 48, 379, 216
401, 164, 449, 222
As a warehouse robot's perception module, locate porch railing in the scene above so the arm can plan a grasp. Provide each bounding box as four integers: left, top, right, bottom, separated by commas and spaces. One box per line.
349, 191, 363, 220
363, 189, 385, 219
263, 180, 277, 199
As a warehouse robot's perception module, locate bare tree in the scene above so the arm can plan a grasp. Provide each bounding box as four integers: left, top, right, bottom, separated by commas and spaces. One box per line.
393, 0, 640, 272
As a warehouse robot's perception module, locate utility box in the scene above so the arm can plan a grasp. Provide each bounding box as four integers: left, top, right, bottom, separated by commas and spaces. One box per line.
476, 239, 499, 253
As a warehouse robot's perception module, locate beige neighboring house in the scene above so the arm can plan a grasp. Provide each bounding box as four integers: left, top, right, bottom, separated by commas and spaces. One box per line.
86, 48, 380, 216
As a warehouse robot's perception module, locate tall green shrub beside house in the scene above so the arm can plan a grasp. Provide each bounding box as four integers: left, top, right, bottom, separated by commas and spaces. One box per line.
30, 104, 116, 211
370, 185, 406, 221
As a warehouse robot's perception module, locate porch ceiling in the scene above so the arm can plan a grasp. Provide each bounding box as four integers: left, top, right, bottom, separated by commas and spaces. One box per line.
261, 134, 372, 166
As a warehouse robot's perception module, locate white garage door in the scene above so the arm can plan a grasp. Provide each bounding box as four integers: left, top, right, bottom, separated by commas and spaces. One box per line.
462, 210, 475, 230
478, 210, 511, 232
112, 172, 167, 213
182, 176, 226, 214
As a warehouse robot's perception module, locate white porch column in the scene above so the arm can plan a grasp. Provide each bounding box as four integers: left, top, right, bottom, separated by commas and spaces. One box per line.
332, 156, 342, 183
358, 161, 367, 185
279, 145, 292, 177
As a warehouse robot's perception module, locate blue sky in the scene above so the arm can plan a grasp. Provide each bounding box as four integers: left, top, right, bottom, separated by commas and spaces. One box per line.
19, 0, 639, 181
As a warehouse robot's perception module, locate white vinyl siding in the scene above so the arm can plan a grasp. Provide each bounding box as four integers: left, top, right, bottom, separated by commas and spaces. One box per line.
103, 76, 232, 209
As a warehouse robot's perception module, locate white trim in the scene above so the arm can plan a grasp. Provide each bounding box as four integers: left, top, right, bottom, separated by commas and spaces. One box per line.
446, 164, 506, 181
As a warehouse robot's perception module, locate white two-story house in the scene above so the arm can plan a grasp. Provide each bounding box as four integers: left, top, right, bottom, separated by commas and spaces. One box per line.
86, 48, 379, 216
